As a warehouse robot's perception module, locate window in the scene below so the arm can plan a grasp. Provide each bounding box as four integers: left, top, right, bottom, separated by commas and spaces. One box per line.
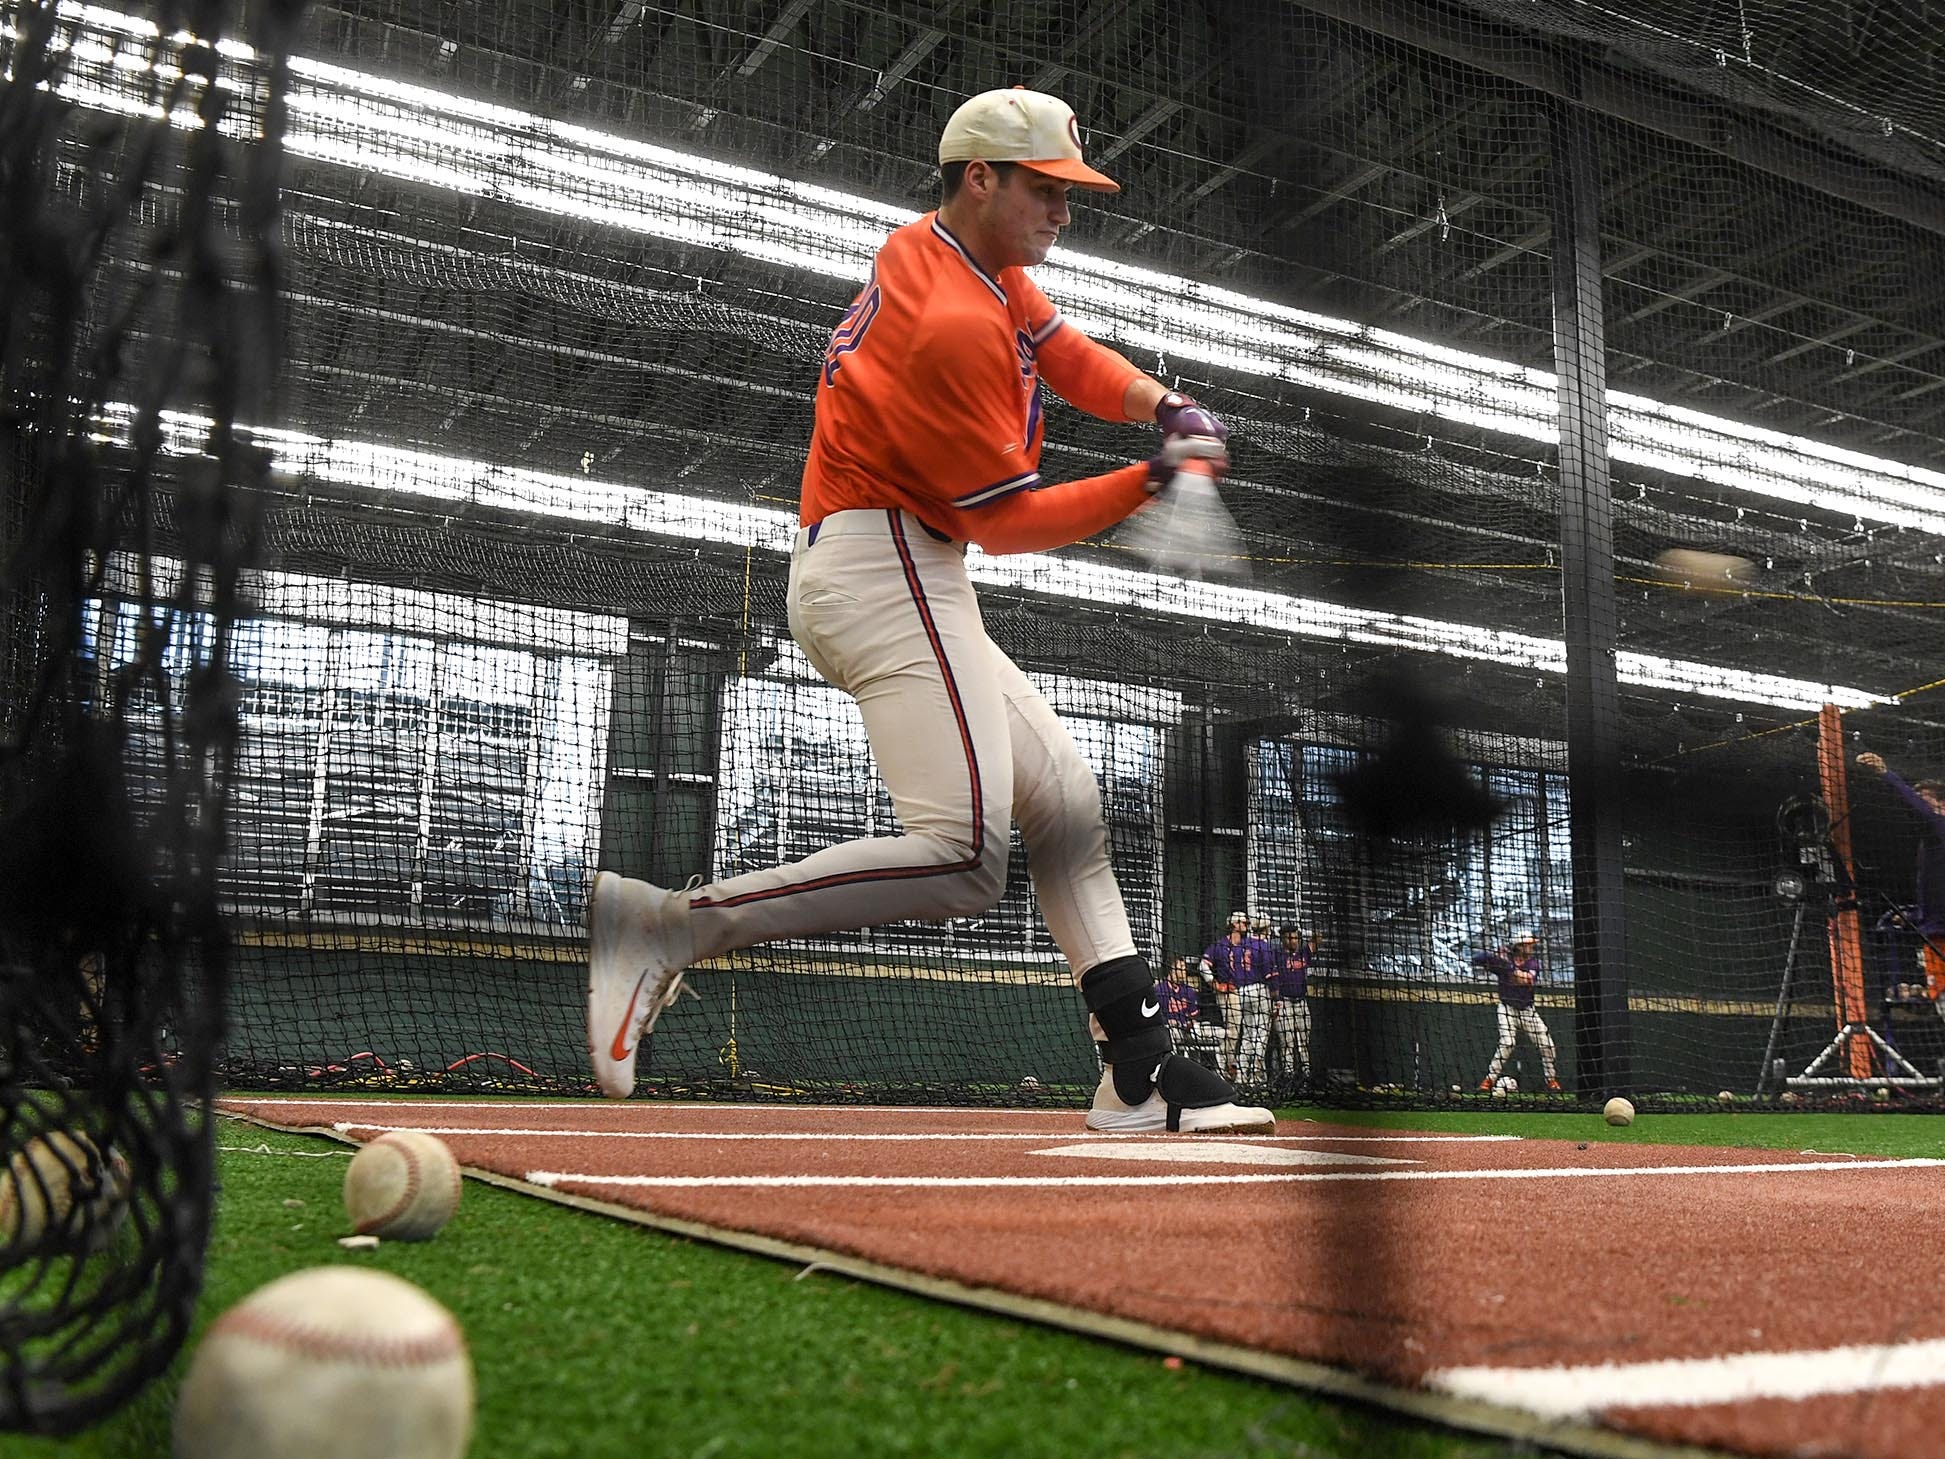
84, 583, 617, 930
598, 634, 723, 894
1251, 738, 1573, 982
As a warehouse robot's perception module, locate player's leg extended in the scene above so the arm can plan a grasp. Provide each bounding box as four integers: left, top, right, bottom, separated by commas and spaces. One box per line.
988, 643, 1134, 971
988, 652, 1269, 1134
685, 520, 1013, 951
587, 513, 1011, 1096
1482, 1003, 1516, 1086
1521, 1009, 1559, 1082
1291, 999, 1311, 1078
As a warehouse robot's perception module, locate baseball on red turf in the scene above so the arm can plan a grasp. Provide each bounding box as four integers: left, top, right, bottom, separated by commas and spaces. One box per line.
1653, 548, 1755, 589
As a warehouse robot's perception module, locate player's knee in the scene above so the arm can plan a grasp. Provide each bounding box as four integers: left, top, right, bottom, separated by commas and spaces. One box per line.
930, 841, 1007, 916
1016, 759, 1110, 849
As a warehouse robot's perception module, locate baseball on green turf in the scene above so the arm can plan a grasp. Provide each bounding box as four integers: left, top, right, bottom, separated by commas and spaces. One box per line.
1602, 1096, 1634, 1126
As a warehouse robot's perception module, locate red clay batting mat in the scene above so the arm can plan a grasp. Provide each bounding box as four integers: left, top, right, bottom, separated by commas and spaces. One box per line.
220, 1097, 1945, 1459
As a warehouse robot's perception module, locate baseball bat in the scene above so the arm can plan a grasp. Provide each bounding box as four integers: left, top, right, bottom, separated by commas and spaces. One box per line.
1119, 457, 1248, 580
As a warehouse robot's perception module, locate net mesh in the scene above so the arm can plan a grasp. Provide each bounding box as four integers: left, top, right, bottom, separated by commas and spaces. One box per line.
28, 0, 1945, 1117
0, 0, 291, 1430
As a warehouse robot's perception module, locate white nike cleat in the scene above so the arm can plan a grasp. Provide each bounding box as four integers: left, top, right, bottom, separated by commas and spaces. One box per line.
1083, 1068, 1276, 1135
587, 870, 697, 1099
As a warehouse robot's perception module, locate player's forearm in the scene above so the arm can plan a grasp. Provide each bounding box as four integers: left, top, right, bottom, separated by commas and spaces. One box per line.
961, 464, 1151, 555
1035, 326, 1151, 421
1123, 375, 1166, 422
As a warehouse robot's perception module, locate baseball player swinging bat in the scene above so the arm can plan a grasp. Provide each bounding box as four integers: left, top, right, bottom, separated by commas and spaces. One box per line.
585, 87, 1272, 1138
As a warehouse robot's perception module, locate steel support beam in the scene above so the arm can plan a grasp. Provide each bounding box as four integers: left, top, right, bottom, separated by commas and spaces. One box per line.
856, 4, 972, 114
1290, 0, 1945, 239
1550, 96, 1631, 1099
1094, 98, 1181, 164
733, 0, 815, 80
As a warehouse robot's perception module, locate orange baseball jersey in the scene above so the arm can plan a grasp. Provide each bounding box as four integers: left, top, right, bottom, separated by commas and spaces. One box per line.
800, 213, 1153, 555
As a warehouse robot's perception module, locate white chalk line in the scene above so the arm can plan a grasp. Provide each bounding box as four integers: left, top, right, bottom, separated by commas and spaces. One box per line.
1427, 1337, 1945, 1419
521, 1156, 1945, 1190
1033, 1142, 1412, 1168
325, 1121, 1508, 1144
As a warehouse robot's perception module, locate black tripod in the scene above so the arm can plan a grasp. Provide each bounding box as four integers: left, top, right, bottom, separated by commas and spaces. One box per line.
1754, 797, 1942, 1097
1756, 889, 1944, 1098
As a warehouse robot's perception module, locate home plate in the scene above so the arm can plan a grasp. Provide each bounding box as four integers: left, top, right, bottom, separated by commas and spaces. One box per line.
1031, 1142, 1414, 1167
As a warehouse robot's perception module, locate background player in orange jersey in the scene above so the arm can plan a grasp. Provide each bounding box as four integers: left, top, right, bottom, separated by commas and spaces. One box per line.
590, 86, 1271, 1134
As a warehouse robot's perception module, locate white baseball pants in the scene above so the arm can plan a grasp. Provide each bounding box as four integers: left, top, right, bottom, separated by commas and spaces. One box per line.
1231, 983, 1273, 1087
1485, 1003, 1556, 1080
678, 510, 1137, 990
1216, 988, 1241, 1074
1272, 998, 1310, 1081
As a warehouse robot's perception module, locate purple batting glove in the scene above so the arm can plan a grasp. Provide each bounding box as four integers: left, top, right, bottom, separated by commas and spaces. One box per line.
1144, 433, 1228, 490
1155, 391, 1228, 441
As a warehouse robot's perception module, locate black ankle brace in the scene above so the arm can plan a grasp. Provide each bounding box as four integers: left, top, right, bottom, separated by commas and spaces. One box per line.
1079, 955, 1170, 1103
1152, 1054, 1237, 1111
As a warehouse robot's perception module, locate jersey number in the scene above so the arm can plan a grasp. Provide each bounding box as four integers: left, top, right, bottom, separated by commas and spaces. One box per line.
823, 285, 882, 386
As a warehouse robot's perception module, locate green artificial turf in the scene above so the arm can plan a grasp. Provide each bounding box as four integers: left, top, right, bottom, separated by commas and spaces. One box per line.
9, 1101, 1929, 1458
0, 1113, 1555, 1459
1296, 1103, 1945, 1158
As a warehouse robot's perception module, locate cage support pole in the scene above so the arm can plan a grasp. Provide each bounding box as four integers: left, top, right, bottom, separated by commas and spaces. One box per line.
1817, 704, 1872, 1077
1549, 95, 1630, 1098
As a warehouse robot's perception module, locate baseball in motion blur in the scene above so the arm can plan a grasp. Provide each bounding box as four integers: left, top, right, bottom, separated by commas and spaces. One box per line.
1603, 1096, 1635, 1126
343, 1130, 462, 1241
1653, 547, 1755, 590
174, 1266, 474, 1459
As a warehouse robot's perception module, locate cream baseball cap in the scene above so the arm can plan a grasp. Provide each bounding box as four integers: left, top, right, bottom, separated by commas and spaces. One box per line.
938, 87, 1120, 192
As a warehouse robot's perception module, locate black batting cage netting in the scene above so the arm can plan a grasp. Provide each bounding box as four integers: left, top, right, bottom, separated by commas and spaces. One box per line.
0, 0, 299, 1431
8, 4, 1945, 1402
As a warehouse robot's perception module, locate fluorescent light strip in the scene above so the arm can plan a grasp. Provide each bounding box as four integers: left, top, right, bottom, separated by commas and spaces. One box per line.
97, 544, 629, 655
100, 405, 1889, 713
37, 5, 1945, 534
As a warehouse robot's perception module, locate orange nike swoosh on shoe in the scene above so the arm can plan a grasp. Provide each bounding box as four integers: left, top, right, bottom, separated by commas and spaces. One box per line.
610, 971, 651, 1061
